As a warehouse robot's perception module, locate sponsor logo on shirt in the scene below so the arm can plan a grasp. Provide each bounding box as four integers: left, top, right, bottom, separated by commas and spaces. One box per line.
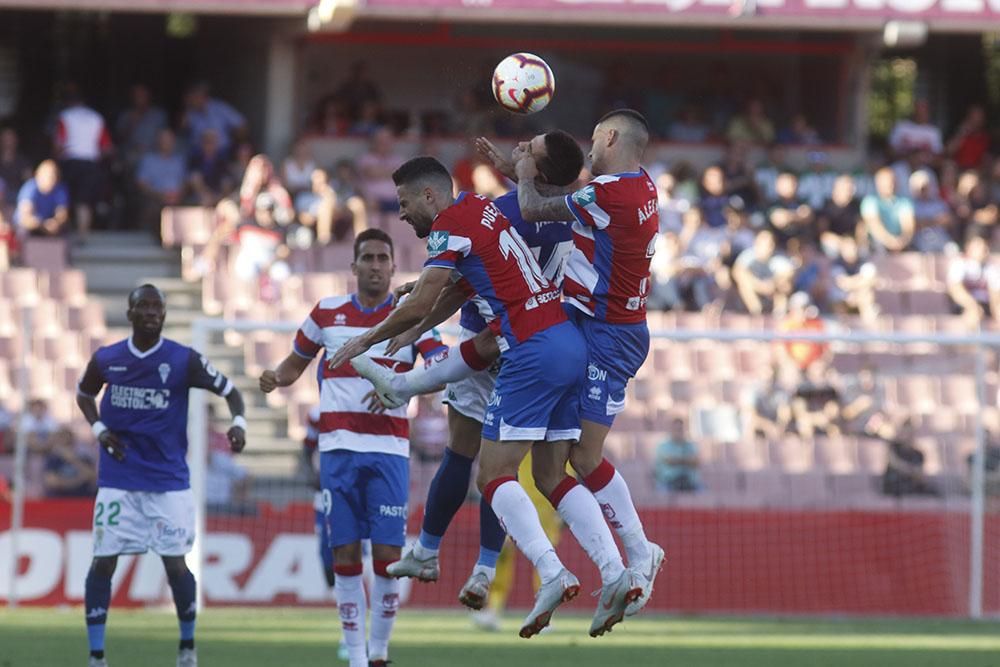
109, 385, 170, 410
572, 186, 596, 208
427, 231, 449, 257
587, 364, 607, 382
379, 503, 407, 518
156, 521, 186, 539
588, 385, 602, 402
108, 366, 128, 372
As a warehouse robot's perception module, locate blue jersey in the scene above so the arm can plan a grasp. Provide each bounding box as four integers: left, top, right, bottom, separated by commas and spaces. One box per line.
457, 189, 574, 332
78, 337, 235, 492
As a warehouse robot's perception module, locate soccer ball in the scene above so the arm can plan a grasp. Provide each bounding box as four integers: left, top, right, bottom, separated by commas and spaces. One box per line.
492, 53, 555, 114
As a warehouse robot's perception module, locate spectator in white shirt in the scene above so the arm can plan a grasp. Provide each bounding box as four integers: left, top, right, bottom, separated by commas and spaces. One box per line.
54, 83, 112, 239
889, 100, 943, 158
282, 138, 317, 197
948, 233, 1000, 328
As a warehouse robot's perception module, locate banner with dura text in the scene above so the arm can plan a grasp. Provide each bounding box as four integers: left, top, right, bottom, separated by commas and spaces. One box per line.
2, 499, 999, 615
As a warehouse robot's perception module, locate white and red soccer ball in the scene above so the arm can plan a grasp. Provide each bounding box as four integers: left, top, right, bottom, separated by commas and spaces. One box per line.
492, 53, 555, 114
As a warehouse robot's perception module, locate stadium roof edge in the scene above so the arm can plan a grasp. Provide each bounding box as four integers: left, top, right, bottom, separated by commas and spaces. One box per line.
0, 0, 311, 15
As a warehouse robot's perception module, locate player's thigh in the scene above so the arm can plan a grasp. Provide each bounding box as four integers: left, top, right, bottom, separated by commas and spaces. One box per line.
141, 489, 196, 557
363, 454, 409, 550
446, 404, 485, 459
481, 322, 586, 444
577, 318, 649, 428
92, 488, 148, 557
320, 450, 365, 549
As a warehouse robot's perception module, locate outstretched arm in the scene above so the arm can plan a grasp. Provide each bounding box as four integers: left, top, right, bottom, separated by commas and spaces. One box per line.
259, 351, 312, 393
514, 152, 576, 223
326, 267, 453, 370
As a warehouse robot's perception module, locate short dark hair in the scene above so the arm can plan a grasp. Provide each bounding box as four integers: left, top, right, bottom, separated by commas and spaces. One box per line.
537, 130, 584, 187
354, 228, 394, 260
598, 108, 649, 134
128, 283, 165, 308
391, 156, 452, 190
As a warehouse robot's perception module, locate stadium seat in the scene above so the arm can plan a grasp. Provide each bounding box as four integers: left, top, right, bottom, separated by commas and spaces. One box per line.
743, 469, 789, 504
21, 238, 68, 273
814, 436, 857, 473
1, 268, 40, 305
47, 269, 88, 306
905, 289, 950, 315
768, 436, 813, 472
786, 471, 832, 506
856, 438, 889, 473
160, 206, 215, 248
699, 466, 740, 495
830, 472, 879, 502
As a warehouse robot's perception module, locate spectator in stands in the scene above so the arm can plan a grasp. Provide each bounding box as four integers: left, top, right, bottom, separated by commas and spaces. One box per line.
733, 229, 794, 315
777, 291, 829, 374
947, 233, 1000, 328
964, 436, 1000, 496
754, 144, 789, 204
206, 405, 252, 513
333, 61, 382, 123
888, 99, 943, 158
313, 97, 350, 137
988, 157, 1000, 205
115, 83, 167, 169
798, 151, 837, 211
349, 99, 385, 137
330, 159, 368, 241
746, 363, 793, 441
188, 129, 235, 206
698, 165, 729, 229
237, 154, 292, 223
953, 169, 997, 241
181, 81, 247, 157
726, 99, 775, 146
648, 230, 684, 311
817, 174, 862, 257
790, 242, 831, 312
767, 172, 813, 249
22, 398, 59, 453
668, 104, 710, 143
721, 142, 760, 210
946, 104, 990, 171
654, 416, 702, 493
292, 167, 337, 247
909, 170, 956, 253
791, 361, 842, 439
777, 113, 821, 146
861, 167, 914, 253
42, 427, 96, 498
829, 236, 879, 323
656, 171, 691, 235
661, 222, 726, 312
881, 417, 939, 497
281, 139, 317, 198
358, 127, 405, 229
0, 127, 31, 209
14, 160, 69, 237
54, 83, 111, 239
0, 209, 18, 269
840, 364, 891, 438
135, 128, 187, 230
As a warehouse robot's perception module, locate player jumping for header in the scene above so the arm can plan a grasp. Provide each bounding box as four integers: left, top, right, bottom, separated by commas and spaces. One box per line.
77, 284, 247, 667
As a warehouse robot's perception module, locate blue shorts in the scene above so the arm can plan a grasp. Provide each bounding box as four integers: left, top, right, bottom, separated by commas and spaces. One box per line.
482, 320, 587, 442
319, 450, 409, 548
315, 508, 334, 573
566, 307, 650, 427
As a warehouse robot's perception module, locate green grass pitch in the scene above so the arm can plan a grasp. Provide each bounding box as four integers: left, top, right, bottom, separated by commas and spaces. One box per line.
1, 608, 999, 666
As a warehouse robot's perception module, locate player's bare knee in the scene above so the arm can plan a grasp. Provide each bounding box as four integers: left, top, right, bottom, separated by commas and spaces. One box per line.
334, 542, 363, 566
569, 446, 601, 478
372, 543, 402, 563
90, 556, 118, 578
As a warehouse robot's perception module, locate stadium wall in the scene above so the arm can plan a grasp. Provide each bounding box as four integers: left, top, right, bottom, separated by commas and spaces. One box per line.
3, 500, 998, 616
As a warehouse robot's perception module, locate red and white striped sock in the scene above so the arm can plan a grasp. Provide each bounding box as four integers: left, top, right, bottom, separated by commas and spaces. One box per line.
550, 476, 626, 585
334, 566, 367, 667
583, 459, 652, 565
368, 563, 400, 662
484, 476, 564, 583
401, 339, 491, 395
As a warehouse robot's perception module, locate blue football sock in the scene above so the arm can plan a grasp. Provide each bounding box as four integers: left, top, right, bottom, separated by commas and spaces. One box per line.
167, 569, 197, 643
477, 496, 506, 567
419, 448, 474, 550
84, 570, 112, 653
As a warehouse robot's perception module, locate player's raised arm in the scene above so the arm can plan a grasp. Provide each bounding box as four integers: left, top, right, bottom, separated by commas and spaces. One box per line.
514, 148, 576, 223
187, 350, 247, 452
326, 266, 452, 370
385, 280, 470, 356
76, 355, 126, 462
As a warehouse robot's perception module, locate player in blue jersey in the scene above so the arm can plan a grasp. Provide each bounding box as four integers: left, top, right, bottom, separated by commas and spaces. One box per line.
76, 284, 247, 667
350, 133, 600, 615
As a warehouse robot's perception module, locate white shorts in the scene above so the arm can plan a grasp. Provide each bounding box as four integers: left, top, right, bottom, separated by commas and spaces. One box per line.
442, 328, 496, 423
92, 488, 195, 557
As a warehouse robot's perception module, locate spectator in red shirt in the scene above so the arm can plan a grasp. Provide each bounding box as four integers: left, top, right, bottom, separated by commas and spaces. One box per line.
946, 105, 989, 171
0, 127, 32, 210
54, 83, 112, 239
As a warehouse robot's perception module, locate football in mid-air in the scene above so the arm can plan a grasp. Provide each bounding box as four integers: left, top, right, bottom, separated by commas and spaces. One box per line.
492, 53, 555, 114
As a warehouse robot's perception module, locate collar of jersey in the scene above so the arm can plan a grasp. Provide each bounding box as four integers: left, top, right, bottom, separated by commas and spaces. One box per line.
351, 293, 393, 314
454, 191, 468, 205
128, 336, 163, 359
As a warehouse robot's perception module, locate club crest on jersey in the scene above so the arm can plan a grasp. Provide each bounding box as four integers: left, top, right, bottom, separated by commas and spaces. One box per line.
572, 185, 596, 208
427, 231, 449, 256
158, 363, 171, 384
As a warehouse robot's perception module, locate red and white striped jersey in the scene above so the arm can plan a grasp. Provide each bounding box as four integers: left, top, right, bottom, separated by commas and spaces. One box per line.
293, 294, 445, 457
56, 105, 112, 161
563, 170, 659, 324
